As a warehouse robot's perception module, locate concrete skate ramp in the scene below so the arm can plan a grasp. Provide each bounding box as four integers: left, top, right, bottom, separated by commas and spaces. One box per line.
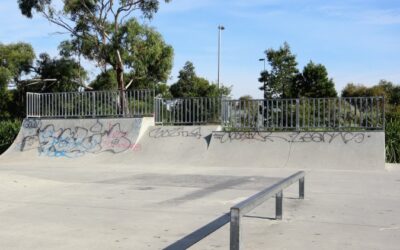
1, 119, 385, 169
115, 125, 219, 166
130, 126, 385, 170
207, 131, 385, 170
0, 117, 147, 163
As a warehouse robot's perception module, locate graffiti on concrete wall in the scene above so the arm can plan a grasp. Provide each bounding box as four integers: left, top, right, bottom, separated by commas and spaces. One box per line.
213, 131, 367, 144
147, 126, 369, 147
148, 127, 202, 139
17, 119, 140, 158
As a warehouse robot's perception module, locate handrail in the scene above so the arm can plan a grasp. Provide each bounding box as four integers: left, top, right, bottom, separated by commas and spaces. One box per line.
230, 171, 305, 250
162, 171, 305, 250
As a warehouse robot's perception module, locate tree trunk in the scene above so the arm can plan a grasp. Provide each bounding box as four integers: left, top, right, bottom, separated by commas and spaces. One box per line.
116, 50, 127, 116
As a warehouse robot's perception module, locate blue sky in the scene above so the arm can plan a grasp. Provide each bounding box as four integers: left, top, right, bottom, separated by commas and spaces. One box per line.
1, 0, 399, 98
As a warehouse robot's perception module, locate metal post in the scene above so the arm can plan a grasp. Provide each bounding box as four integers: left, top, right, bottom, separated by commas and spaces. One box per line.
230, 207, 241, 250
92, 92, 96, 117
299, 177, 305, 199
296, 98, 300, 131
217, 25, 225, 90
37, 94, 42, 117
338, 97, 342, 130
26, 92, 29, 117
276, 190, 283, 220
153, 96, 157, 120
382, 96, 385, 130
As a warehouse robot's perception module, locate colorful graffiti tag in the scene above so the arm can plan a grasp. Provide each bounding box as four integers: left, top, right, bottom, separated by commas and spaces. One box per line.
18, 119, 140, 158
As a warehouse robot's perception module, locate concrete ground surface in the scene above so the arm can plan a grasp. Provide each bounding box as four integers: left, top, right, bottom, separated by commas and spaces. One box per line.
0, 162, 399, 250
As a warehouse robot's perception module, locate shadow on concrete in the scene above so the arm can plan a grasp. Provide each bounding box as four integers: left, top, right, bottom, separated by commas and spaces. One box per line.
163, 213, 230, 250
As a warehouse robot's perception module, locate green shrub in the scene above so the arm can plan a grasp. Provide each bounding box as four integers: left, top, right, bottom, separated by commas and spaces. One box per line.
0, 120, 21, 154
385, 117, 400, 163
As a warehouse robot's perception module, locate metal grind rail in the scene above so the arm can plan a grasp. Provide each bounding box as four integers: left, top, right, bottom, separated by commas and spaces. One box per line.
164, 171, 305, 250
230, 171, 305, 250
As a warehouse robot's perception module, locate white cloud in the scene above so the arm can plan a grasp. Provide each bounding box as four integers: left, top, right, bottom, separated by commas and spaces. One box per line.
318, 4, 400, 25
360, 9, 400, 25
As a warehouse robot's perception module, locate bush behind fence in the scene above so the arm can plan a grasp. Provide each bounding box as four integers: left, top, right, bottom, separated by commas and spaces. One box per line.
222, 97, 384, 131
27, 92, 384, 131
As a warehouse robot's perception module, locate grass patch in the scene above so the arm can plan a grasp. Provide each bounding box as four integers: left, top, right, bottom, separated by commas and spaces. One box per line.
385, 117, 400, 163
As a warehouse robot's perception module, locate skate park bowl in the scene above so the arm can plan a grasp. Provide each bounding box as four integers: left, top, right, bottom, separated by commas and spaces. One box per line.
0, 92, 399, 249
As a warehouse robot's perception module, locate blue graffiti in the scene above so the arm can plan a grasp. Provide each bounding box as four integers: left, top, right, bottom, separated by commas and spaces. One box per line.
19, 120, 135, 158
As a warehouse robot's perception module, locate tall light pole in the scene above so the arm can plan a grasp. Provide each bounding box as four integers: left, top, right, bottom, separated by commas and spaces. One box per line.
217, 25, 225, 90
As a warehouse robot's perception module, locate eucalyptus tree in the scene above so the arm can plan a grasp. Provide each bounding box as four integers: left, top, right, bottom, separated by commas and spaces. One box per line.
18, 0, 172, 113
0, 42, 35, 118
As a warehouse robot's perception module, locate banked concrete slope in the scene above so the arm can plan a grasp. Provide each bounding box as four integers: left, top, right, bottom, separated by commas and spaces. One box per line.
207, 130, 385, 170
0, 118, 149, 164
130, 126, 385, 170
1, 119, 385, 170
115, 125, 219, 166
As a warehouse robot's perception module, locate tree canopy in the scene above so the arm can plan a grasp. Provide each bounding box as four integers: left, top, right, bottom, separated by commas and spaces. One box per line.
0, 42, 90, 117
293, 61, 337, 98
259, 42, 337, 98
18, 0, 172, 91
170, 61, 231, 98
32, 53, 88, 92
85, 19, 173, 90
259, 42, 298, 98
0, 42, 35, 118
0, 42, 35, 88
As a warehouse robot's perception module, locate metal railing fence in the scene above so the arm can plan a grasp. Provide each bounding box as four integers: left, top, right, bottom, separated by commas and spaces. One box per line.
26, 89, 154, 118
26, 92, 384, 130
154, 97, 226, 125
222, 96, 384, 130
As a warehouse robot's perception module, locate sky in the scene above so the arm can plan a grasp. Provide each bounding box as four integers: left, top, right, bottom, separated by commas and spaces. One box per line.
0, 0, 399, 98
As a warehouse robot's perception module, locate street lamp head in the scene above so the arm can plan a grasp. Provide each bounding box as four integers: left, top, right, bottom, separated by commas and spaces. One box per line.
218, 25, 225, 30
259, 58, 265, 61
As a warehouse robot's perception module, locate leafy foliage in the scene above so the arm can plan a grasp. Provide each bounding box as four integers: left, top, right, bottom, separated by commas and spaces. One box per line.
170, 61, 231, 98
0, 42, 35, 118
259, 43, 336, 98
18, 0, 172, 91
31, 53, 87, 92
239, 95, 253, 101
90, 70, 118, 90
293, 61, 337, 98
385, 117, 400, 163
62, 19, 173, 91
155, 83, 172, 98
342, 80, 400, 117
0, 120, 21, 154
259, 42, 298, 98
0, 42, 35, 86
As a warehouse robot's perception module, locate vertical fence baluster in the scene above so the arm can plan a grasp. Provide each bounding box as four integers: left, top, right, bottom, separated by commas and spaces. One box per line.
22, 93, 384, 131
